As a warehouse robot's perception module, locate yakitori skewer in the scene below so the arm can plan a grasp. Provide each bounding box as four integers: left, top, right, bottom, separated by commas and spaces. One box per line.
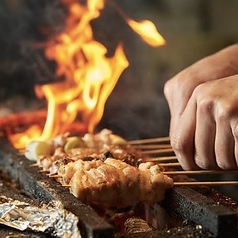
61, 180, 238, 187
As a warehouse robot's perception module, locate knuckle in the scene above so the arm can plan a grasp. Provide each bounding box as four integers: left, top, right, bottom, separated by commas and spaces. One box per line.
194, 84, 214, 113
164, 74, 185, 97
193, 85, 214, 114
216, 102, 236, 121
194, 85, 237, 122
197, 98, 214, 114
163, 80, 172, 97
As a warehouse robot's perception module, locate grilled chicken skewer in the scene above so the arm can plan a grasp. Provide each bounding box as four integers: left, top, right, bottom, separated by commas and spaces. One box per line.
69, 158, 173, 208
24, 129, 173, 208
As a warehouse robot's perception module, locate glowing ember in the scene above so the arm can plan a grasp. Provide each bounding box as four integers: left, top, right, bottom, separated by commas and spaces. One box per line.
9, 0, 165, 149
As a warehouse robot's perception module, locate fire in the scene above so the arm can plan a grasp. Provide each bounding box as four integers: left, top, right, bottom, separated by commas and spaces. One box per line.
9, 0, 165, 149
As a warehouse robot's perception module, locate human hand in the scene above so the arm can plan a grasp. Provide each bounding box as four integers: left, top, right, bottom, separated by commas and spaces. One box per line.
164, 44, 238, 170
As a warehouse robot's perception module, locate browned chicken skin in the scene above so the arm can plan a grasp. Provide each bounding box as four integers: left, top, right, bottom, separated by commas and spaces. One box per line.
69, 158, 173, 208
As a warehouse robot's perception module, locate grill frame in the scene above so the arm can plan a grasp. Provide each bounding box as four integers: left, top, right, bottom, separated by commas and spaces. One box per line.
0, 137, 238, 237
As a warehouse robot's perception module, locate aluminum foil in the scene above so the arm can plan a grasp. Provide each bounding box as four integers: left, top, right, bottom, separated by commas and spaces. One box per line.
0, 195, 81, 238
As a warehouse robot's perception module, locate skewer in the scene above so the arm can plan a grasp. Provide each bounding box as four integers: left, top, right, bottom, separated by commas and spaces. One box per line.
29, 163, 39, 167
144, 155, 177, 162
158, 162, 181, 167
49, 174, 62, 178
139, 148, 174, 155
18, 149, 25, 155
164, 170, 238, 175
174, 181, 238, 186
132, 144, 172, 150
38, 169, 50, 173
62, 184, 71, 188
129, 136, 170, 145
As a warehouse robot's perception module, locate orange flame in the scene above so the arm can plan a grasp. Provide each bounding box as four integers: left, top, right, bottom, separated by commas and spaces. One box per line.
9, 0, 165, 149
127, 19, 165, 47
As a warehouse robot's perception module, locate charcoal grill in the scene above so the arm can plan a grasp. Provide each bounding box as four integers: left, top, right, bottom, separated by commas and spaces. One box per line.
0, 136, 238, 238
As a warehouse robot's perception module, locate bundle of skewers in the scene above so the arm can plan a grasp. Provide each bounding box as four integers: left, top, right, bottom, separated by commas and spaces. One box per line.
129, 136, 238, 186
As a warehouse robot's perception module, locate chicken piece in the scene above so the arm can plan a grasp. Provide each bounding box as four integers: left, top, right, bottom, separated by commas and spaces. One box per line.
58, 159, 104, 184
138, 162, 173, 204
82, 129, 127, 149
69, 158, 173, 208
69, 163, 121, 206
104, 158, 140, 206
37, 147, 70, 172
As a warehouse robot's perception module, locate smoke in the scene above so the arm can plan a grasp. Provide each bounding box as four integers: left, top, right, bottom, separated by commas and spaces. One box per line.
0, 0, 67, 99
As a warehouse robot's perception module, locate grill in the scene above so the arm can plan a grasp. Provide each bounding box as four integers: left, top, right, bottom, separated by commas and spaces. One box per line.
0, 135, 238, 238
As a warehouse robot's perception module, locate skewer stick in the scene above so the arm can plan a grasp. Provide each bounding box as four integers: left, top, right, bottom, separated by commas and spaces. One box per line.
18, 149, 25, 155
144, 155, 177, 162
139, 148, 174, 155
38, 169, 50, 173
62, 184, 71, 188
29, 163, 39, 167
174, 181, 238, 186
132, 144, 172, 149
158, 162, 181, 167
49, 174, 62, 178
129, 136, 170, 145
164, 170, 238, 175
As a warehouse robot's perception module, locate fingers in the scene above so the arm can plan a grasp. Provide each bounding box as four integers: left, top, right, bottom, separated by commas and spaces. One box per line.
170, 79, 238, 170
194, 97, 217, 169
170, 98, 198, 170
164, 44, 238, 138
215, 116, 236, 169
231, 120, 238, 167
195, 99, 237, 170
164, 44, 238, 129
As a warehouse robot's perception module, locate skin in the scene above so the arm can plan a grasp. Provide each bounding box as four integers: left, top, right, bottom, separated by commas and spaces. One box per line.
164, 44, 238, 170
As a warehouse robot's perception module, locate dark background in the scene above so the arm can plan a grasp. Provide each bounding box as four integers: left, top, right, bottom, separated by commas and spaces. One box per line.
0, 0, 238, 140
